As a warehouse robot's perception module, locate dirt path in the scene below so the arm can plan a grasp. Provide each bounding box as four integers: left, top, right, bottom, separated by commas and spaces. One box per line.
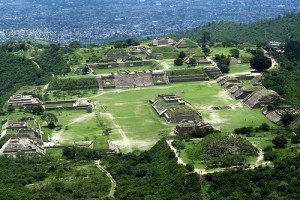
253, 144, 264, 168
32, 60, 41, 69
51, 113, 95, 143
95, 160, 116, 198
100, 112, 132, 152
264, 50, 278, 71
166, 140, 186, 166
158, 60, 172, 70
166, 139, 267, 175
207, 57, 218, 67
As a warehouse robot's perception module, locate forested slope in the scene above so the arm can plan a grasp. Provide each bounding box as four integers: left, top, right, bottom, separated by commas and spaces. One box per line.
172, 13, 300, 44
0, 51, 51, 110
104, 139, 202, 200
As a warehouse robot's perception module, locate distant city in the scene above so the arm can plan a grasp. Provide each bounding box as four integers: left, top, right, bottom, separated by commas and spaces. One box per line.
0, 0, 300, 44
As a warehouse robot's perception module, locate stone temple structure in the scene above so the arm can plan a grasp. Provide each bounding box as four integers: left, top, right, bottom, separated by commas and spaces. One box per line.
97, 70, 169, 89
150, 95, 201, 123
217, 75, 278, 109
0, 137, 45, 156
8, 94, 42, 108
174, 120, 212, 135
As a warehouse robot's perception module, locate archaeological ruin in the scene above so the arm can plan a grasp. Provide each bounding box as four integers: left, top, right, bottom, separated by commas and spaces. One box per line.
150, 95, 201, 123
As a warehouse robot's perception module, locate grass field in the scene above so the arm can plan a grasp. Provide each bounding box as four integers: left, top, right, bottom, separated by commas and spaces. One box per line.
228, 64, 252, 74
210, 47, 252, 58
86, 81, 277, 152
1, 80, 277, 153
73, 46, 113, 65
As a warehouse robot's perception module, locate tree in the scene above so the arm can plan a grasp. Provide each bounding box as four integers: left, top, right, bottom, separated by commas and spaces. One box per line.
69, 41, 81, 48
219, 64, 230, 73
178, 51, 186, 59
32, 104, 44, 115
186, 163, 194, 172
250, 55, 272, 71
291, 134, 300, 144
48, 121, 56, 129
281, 113, 296, 126
103, 128, 112, 136
7, 106, 15, 113
82, 66, 90, 74
200, 32, 211, 44
41, 113, 58, 125
230, 49, 240, 58
259, 123, 270, 131
189, 58, 197, 66
174, 58, 183, 66
202, 46, 211, 56
272, 135, 288, 148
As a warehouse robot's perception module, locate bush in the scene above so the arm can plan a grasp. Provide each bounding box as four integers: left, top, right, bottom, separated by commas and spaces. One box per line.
234, 126, 253, 135
48, 77, 99, 91
48, 122, 56, 129
174, 58, 183, 66
264, 151, 277, 161
291, 134, 300, 144
263, 146, 273, 152
259, 123, 270, 131
172, 140, 185, 150
186, 163, 194, 172
272, 135, 288, 148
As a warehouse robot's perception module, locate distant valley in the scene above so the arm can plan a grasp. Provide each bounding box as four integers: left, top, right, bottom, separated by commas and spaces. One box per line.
1, 0, 300, 44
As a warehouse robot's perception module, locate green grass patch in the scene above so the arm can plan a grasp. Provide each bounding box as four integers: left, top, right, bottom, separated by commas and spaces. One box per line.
211, 47, 252, 58
46, 148, 63, 157
228, 64, 252, 74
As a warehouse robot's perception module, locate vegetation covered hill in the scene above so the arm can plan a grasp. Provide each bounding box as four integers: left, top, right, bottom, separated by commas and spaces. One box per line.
0, 157, 111, 200
186, 133, 258, 167
172, 13, 300, 44
104, 139, 202, 199
205, 148, 300, 200
0, 50, 51, 110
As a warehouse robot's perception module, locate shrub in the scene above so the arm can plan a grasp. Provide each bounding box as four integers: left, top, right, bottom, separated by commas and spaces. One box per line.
234, 126, 253, 135
272, 135, 288, 148
259, 123, 270, 131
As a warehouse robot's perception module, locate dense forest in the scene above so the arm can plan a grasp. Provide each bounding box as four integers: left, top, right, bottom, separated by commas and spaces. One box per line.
103, 139, 202, 200
48, 77, 99, 91
35, 44, 71, 75
172, 13, 300, 44
0, 50, 51, 110
0, 157, 111, 200
205, 148, 300, 200
263, 40, 300, 107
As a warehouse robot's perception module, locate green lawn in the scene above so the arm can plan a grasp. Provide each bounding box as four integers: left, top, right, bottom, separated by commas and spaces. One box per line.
2, 81, 277, 153
87, 81, 277, 152
73, 46, 113, 65
240, 132, 278, 149
46, 148, 63, 157
228, 64, 252, 74
210, 47, 252, 58
57, 72, 94, 79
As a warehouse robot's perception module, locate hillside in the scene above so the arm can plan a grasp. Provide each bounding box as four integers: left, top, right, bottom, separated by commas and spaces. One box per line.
0, 50, 51, 110
172, 13, 300, 44
185, 133, 258, 168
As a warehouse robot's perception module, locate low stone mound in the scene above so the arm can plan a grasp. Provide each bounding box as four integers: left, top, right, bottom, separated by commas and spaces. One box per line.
151, 95, 201, 123
97, 70, 169, 89
243, 89, 278, 109
204, 66, 223, 79
168, 74, 209, 82
211, 106, 232, 110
